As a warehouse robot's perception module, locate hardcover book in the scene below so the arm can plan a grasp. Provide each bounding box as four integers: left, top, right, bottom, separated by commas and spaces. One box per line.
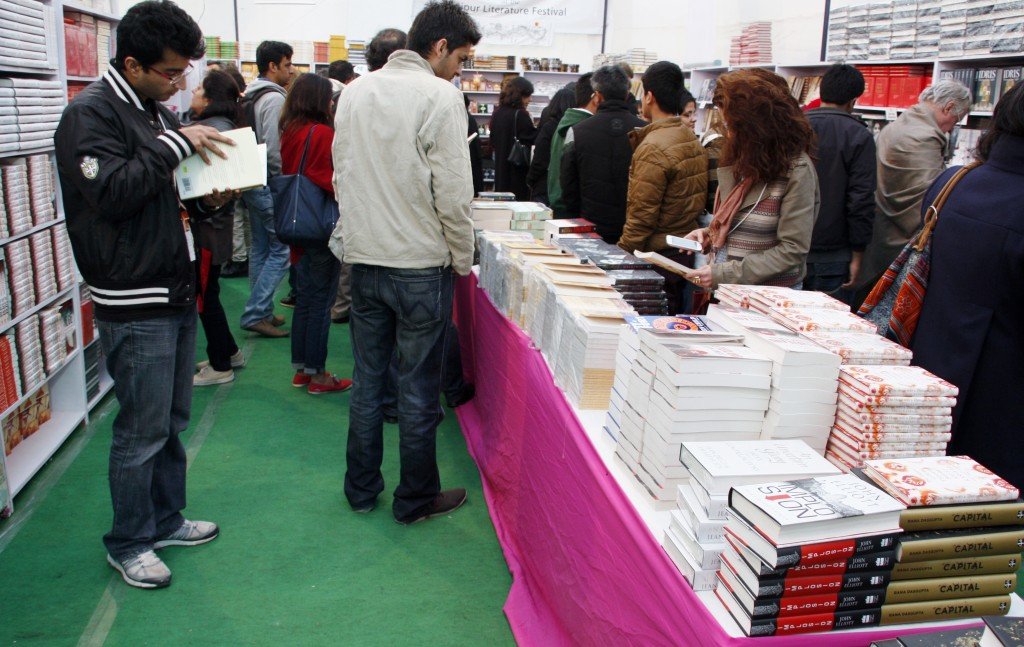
864, 456, 1020, 507
999, 67, 1023, 99
839, 365, 959, 398
729, 474, 905, 546
980, 616, 1024, 647
769, 308, 878, 334
973, 68, 1000, 112
897, 527, 1024, 563
679, 440, 839, 497
891, 553, 1022, 581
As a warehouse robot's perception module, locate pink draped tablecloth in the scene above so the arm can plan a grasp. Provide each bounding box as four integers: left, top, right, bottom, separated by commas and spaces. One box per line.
453, 273, 980, 647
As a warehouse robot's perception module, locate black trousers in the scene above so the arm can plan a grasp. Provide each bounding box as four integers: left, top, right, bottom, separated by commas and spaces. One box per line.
199, 264, 240, 371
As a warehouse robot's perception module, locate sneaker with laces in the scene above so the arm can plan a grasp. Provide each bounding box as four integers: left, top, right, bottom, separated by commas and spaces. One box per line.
153, 519, 219, 549
308, 375, 353, 394
280, 294, 296, 308
194, 365, 234, 386
396, 488, 467, 525
107, 550, 172, 589
292, 372, 312, 388
196, 350, 245, 372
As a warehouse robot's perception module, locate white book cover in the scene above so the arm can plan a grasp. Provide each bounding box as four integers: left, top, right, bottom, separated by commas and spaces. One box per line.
801, 330, 913, 364
705, 303, 790, 333
863, 456, 1019, 506
680, 440, 839, 496
746, 286, 849, 312
730, 474, 904, 540
174, 127, 267, 199
742, 326, 842, 368
769, 307, 878, 334
659, 343, 772, 375
839, 365, 959, 397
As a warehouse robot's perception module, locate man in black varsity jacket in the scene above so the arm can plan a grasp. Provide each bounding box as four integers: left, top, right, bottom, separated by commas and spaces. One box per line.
55, 0, 236, 590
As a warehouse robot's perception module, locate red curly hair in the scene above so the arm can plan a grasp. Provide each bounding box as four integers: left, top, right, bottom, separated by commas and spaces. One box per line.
713, 68, 815, 185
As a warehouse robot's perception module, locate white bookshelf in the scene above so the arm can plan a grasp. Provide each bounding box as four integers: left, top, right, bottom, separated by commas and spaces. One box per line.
0, 0, 120, 518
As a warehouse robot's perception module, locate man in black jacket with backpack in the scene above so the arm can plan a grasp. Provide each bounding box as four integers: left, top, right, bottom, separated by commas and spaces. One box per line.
805, 64, 877, 303
55, 0, 235, 590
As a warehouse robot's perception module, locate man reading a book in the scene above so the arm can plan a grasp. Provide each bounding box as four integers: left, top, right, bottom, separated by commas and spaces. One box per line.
55, 0, 236, 589
334, 1, 479, 525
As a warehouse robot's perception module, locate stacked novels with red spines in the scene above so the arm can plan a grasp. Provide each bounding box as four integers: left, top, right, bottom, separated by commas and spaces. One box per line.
662, 440, 840, 592
827, 366, 957, 471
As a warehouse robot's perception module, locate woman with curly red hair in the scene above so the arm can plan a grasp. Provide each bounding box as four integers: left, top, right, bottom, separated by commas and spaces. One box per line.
682, 68, 819, 291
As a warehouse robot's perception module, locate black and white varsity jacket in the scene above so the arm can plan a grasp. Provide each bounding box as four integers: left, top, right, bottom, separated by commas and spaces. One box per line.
55, 65, 205, 321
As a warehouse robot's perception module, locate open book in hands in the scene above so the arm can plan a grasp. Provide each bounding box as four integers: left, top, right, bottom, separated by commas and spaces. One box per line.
174, 127, 267, 200
633, 250, 697, 279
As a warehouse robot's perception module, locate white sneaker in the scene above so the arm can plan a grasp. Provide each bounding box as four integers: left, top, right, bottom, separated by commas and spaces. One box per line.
154, 519, 220, 549
194, 365, 234, 386
107, 550, 172, 589
195, 350, 246, 372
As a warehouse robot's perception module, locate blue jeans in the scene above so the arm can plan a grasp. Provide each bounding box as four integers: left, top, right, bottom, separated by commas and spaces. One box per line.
291, 247, 340, 374
98, 308, 197, 560
240, 186, 289, 327
804, 260, 853, 306
382, 321, 467, 416
345, 265, 453, 521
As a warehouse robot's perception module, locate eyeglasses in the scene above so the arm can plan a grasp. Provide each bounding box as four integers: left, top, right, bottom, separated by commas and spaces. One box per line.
148, 64, 193, 86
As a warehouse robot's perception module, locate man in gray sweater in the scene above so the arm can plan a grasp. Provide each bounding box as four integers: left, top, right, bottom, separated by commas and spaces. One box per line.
239, 41, 293, 338
335, 0, 479, 525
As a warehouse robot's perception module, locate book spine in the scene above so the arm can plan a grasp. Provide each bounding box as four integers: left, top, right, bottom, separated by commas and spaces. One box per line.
776, 534, 901, 568
755, 571, 892, 598
884, 573, 1017, 604
759, 550, 897, 579
900, 504, 1024, 531
898, 529, 1024, 563
891, 553, 1022, 581
553, 225, 596, 234
878, 594, 1011, 626
749, 608, 882, 637
750, 589, 886, 620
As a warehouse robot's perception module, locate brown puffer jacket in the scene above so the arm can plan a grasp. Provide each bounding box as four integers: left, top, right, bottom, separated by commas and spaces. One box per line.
618, 117, 708, 254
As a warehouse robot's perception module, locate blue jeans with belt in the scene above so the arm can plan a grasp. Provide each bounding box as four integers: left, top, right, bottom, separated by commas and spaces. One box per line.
98, 307, 196, 560
344, 264, 453, 522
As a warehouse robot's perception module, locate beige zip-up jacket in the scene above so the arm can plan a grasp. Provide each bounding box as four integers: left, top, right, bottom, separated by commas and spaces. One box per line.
331, 50, 474, 274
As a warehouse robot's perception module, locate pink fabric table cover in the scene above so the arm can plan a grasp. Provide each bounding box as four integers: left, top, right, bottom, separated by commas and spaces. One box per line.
453, 273, 980, 646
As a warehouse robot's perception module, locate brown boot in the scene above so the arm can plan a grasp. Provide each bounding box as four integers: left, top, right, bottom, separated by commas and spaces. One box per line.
270, 315, 286, 327
243, 319, 288, 338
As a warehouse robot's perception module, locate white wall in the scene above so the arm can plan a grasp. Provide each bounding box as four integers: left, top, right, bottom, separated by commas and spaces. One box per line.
123, 0, 829, 69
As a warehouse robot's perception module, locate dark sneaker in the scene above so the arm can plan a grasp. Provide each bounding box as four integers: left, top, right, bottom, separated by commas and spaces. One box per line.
396, 488, 467, 525
153, 519, 219, 549
221, 261, 248, 278
280, 294, 296, 309
107, 551, 171, 589
332, 315, 350, 325
445, 383, 476, 409
243, 320, 288, 338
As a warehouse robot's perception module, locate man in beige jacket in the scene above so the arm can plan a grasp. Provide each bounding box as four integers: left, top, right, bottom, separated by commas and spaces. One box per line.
857, 80, 970, 299
333, 0, 479, 525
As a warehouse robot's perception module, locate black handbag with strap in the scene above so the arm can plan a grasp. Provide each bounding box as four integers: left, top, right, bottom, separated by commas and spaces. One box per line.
506, 109, 531, 168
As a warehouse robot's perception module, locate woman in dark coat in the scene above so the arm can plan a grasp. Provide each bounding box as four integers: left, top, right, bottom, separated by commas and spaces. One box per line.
911, 83, 1024, 489
526, 82, 576, 204
489, 77, 537, 200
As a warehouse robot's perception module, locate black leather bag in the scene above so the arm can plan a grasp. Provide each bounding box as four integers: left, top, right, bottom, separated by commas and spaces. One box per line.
506, 109, 531, 168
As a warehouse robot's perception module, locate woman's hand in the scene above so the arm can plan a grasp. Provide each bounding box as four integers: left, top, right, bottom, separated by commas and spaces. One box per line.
688, 265, 714, 291
683, 227, 713, 255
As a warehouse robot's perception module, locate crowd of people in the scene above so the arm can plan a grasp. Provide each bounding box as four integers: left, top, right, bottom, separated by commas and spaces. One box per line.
52, 0, 1023, 591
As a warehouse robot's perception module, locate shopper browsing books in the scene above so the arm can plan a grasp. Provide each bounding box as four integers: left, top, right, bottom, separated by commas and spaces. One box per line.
619, 61, 708, 314
238, 41, 294, 339
55, 0, 235, 589
804, 64, 877, 302
680, 69, 819, 293
279, 74, 353, 395
910, 84, 1024, 490
334, 0, 479, 524
547, 73, 596, 217
856, 79, 971, 305
489, 76, 537, 201
526, 82, 576, 204
189, 69, 247, 387
559, 65, 646, 243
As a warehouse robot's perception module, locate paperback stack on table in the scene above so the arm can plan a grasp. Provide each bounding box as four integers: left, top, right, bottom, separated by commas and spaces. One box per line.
542, 218, 597, 243
507, 246, 598, 327
802, 331, 913, 366
769, 307, 878, 335
706, 304, 842, 453
664, 440, 841, 592
635, 339, 769, 506
827, 365, 957, 471
605, 269, 668, 315
718, 473, 933, 637
475, 230, 536, 313
470, 201, 552, 238
858, 456, 1023, 634
558, 239, 671, 313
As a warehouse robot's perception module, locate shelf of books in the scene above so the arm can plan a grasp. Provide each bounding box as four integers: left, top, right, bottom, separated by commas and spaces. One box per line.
0, 0, 121, 520
465, 226, 1024, 642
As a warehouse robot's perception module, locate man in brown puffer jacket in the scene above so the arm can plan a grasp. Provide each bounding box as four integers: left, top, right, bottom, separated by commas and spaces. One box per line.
620, 61, 708, 313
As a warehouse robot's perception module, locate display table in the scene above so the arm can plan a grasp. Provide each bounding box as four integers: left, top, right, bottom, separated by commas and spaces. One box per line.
453, 272, 1019, 646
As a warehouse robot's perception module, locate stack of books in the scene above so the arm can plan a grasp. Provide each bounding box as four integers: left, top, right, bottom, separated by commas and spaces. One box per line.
715, 284, 753, 309
606, 269, 667, 316
96, 20, 111, 76
638, 342, 773, 506
5, 239, 35, 316
0, 251, 9, 325
39, 305, 67, 373
552, 296, 630, 410
0, 0, 57, 71
469, 201, 552, 237
706, 304, 842, 453
27, 154, 55, 226
768, 307, 878, 335
346, 40, 367, 68
29, 230, 56, 303
0, 330, 22, 409
2, 160, 33, 233
605, 319, 640, 443
729, 21, 773, 66
719, 473, 914, 636
802, 331, 912, 366
558, 238, 650, 271
666, 440, 841, 592
328, 35, 346, 62
2, 384, 50, 456
542, 218, 597, 244
15, 313, 43, 392
51, 224, 75, 293
0, 79, 64, 153
827, 365, 958, 471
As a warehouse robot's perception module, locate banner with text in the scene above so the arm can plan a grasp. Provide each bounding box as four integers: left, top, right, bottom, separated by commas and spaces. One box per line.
412, 0, 603, 46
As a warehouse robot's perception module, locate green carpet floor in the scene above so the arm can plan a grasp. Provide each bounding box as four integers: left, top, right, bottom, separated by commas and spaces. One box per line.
0, 275, 515, 646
